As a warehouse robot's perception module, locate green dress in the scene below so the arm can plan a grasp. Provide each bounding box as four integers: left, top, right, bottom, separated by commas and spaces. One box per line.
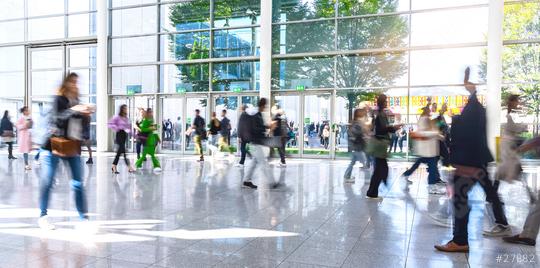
135, 118, 161, 169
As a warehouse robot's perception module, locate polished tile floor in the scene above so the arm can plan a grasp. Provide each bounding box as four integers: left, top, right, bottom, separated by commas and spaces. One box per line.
0, 153, 539, 268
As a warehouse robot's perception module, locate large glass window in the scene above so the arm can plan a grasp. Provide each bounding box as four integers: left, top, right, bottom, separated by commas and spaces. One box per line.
214, 0, 260, 27
28, 0, 65, 17
273, 0, 335, 22
68, 13, 97, 38
161, 2, 210, 32
161, 32, 210, 61
28, 17, 65, 41
273, 21, 335, 54
336, 53, 408, 89
503, 2, 540, 41
0, 21, 25, 44
112, 6, 157, 36
112, 36, 158, 64
213, 61, 259, 91
338, 0, 409, 16
213, 27, 260, 58
112, 66, 158, 94
338, 15, 409, 50
272, 57, 334, 90
411, 0, 487, 10
0, 0, 25, 20
161, 63, 209, 93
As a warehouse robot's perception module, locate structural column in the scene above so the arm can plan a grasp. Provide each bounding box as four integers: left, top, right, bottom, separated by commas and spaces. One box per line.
486, 0, 504, 156
259, 0, 272, 101
96, 0, 109, 152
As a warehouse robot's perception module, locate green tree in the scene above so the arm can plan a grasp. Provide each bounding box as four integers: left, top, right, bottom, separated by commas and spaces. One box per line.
272, 0, 408, 122
480, 2, 540, 135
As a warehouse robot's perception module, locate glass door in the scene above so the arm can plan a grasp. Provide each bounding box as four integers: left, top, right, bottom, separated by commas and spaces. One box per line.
185, 96, 208, 155
160, 96, 184, 152
303, 94, 332, 157
273, 95, 300, 157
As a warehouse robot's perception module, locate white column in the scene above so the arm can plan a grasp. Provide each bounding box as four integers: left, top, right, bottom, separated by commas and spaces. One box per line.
259, 0, 272, 101
96, 0, 109, 152
486, 0, 504, 157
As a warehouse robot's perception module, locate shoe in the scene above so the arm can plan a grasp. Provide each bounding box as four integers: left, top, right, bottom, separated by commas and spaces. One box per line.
76, 219, 98, 235
8, 156, 17, 160
242, 181, 258, 189
86, 158, 93, 165
435, 179, 447, 186
128, 167, 136, 173
34, 160, 40, 166
344, 177, 355, 184
38, 216, 55, 230
366, 195, 382, 200
427, 213, 453, 228
279, 162, 287, 168
235, 163, 244, 168
483, 224, 512, 237
24, 165, 32, 171
429, 185, 446, 195
111, 167, 120, 174
153, 167, 162, 173
502, 235, 536, 246
434, 241, 469, 253
198, 157, 204, 162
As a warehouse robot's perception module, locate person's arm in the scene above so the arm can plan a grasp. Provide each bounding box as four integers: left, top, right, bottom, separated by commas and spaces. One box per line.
16, 118, 27, 131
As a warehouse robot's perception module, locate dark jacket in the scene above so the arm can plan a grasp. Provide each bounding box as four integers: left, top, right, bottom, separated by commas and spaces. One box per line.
448, 93, 493, 167
373, 111, 395, 140
219, 117, 231, 136
348, 121, 365, 151
238, 112, 250, 141
193, 115, 206, 136
0, 117, 14, 136
251, 112, 266, 145
209, 118, 220, 135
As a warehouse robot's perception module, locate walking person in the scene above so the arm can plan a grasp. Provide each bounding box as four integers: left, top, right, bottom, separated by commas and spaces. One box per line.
191, 109, 206, 162
38, 73, 95, 230
343, 108, 368, 184
402, 106, 445, 194
242, 98, 276, 189
134, 108, 161, 172
397, 127, 406, 153
388, 129, 399, 153
366, 94, 402, 199
236, 105, 251, 168
0, 111, 16, 160
207, 112, 221, 157
322, 125, 330, 149
134, 108, 146, 160
435, 68, 509, 252
109, 104, 135, 174
16, 107, 33, 170
219, 110, 232, 153
270, 109, 288, 167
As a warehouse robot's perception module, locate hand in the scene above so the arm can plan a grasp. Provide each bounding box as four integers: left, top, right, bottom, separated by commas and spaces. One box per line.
463, 67, 477, 94
71, 104, 93, 115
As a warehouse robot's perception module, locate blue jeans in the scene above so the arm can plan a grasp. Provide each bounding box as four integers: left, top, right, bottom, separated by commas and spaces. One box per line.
344, 151, 367, 179
403, 156, 440, 184
39, 150, 87, 219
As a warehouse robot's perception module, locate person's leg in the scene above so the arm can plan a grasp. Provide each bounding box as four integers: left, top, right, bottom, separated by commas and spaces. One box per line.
194, 135, 203, 159
135, 149, 147, 168
398, 138, 404, 152
39, 151, 59, 217
34, 149, 41, 160
112, 145, 122, 166
149, 148, 160, 168
426, 157, 440, 185
136, 141, 142, 159
7, 142, 13, 158
367, 158, 385, 197
239, 141, 247, 165
403, 158, 423, 177
244, 145, 261, 182
279, 141, 286, 164
521, 196, 540, 239
343, 152, 358, 180
478, 170, 508, 226
452, 175, 476, 245
87, 142, 93, 159
66, 156, 88, 219
23, 153, 29, 166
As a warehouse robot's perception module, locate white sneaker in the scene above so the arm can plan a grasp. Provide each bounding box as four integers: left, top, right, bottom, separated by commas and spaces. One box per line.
76, 219, 98, 235
34, 160, 41, 166
428, 185, 446, 195
344, 177, 355, 184
38, 216, 55, 230
483, 224, 512, 237
235, 163, 244, 168
279, 163, 287, 168
153, 167, 162, 173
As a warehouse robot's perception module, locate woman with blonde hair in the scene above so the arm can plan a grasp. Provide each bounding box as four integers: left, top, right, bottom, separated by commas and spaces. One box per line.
38, 72, 96, 231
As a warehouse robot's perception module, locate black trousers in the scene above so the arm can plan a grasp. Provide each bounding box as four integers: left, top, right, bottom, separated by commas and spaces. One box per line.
113, 131, 129, 166
6, 142, 13, 157
452, 169, 508, 245
367, 158, 388, 197
239, 141, 248, 165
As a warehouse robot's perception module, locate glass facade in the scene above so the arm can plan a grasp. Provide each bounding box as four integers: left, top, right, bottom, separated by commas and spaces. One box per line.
0, 0, 538, 158
0, 0, 97, 145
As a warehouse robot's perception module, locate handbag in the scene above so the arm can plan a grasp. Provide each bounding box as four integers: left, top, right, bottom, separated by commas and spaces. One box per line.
365, 137, 389, 159
1, 130, 14, 137
50, 137, 81, 157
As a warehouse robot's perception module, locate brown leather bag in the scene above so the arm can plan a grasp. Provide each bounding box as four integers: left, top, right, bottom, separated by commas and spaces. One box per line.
50, 137, 81, 157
